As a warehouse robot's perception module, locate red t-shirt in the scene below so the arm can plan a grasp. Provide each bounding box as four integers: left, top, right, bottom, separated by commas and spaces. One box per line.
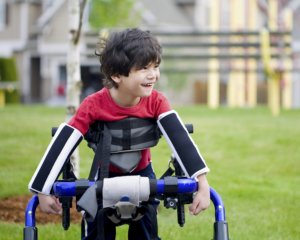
68, 87, 171, 173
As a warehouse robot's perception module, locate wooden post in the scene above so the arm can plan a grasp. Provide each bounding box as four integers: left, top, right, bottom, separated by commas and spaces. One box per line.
281, 9, 293, 109
246, 0, 257, 108
208, 0, 220, 109
260, 28, 280, 116
268, 0, 280, 116
228, 0, 246, 107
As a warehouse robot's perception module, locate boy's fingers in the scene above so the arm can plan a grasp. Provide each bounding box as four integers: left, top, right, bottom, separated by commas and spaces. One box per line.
189, 192, 210, 215
189, 204, 202, 215
189, 194, 200, 215
50, 203, 62, 215
43, 202, 62, 215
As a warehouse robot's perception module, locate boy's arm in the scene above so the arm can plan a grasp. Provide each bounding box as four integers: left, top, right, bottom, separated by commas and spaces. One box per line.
189, 173, 210, 215
28, 123, 83, 195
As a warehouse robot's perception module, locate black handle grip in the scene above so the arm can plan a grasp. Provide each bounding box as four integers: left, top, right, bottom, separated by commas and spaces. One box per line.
60, 196, 72, 230
62, 206, 70, 230
177, 203, 185, 227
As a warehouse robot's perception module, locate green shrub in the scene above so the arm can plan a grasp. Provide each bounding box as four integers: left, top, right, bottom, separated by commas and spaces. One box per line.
0, 57, 20, 103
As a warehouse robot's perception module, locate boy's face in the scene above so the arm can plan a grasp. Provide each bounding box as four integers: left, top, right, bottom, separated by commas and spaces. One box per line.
111, 62, 160, 106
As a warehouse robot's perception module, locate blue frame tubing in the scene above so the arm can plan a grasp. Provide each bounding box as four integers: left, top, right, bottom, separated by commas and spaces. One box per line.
23, 195, 39, 240
52, 178, 198, 197
210, 188, 230, 240
23, 179, 229, 240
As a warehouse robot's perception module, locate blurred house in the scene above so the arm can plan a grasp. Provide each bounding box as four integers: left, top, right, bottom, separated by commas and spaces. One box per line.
0, 0, 299, 108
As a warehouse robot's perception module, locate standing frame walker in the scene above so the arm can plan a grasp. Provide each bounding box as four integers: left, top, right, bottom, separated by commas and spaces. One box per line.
24, 123, 230, 240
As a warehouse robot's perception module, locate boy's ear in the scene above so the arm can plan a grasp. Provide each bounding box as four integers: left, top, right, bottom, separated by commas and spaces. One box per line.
111, 75, 121, 84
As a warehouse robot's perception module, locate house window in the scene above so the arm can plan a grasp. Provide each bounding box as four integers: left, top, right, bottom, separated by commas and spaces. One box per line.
0, 0, 8, 31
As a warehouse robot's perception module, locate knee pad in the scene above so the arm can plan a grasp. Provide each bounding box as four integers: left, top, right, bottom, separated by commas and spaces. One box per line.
28, 123, 83, 194
157, 110, 209, 178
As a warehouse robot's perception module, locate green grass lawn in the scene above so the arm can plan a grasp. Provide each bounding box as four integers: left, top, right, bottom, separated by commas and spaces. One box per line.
0, 105, 299, 239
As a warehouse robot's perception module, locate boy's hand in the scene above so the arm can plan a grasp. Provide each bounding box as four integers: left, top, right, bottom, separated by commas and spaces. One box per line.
189, 174, 210, 215
38, 193, 62, 215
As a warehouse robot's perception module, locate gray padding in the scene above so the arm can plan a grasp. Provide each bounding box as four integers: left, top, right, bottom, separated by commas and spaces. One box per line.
77, 184, 98, 221
110, 151, 141, 173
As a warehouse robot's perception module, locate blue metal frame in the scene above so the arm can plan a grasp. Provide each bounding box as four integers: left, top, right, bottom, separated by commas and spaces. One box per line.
210, 187, 226, 222
23, 195, 39, 240
24, 180, 229, 240
52, 178, 198, 196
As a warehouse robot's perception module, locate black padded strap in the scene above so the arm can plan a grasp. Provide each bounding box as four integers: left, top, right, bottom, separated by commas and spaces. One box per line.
88, 124, 111, 180
99, 124, 111, 180
122, 119, 131, 150
106, 118, 156, 129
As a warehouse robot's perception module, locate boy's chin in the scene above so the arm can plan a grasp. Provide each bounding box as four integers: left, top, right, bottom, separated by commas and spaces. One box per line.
141, 88, 154, 97
142, 91, 152, 97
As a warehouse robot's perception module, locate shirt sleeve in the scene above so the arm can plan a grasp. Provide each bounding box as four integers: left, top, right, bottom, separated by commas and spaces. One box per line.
154, 91, 172, 117
68, 96, 95, 135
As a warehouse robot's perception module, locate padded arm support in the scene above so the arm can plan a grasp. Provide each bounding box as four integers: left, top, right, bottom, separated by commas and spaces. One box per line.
157, 110, 209, 178
28, 123, 83, 195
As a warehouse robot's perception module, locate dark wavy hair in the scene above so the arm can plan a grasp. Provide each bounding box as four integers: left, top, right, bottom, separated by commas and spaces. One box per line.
96, 28, 162, 88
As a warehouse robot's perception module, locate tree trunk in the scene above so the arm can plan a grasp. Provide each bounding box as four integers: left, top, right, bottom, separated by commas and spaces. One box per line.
66, 0, 82, 177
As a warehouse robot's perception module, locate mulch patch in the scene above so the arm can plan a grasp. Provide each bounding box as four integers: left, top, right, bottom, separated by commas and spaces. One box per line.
0, 195, 82, 224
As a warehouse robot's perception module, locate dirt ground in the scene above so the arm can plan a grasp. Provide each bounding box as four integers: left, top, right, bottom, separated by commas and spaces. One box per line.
0, 195, 82, 224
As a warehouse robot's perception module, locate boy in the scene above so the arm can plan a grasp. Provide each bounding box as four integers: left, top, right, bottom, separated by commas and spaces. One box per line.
29, 28, 210, 240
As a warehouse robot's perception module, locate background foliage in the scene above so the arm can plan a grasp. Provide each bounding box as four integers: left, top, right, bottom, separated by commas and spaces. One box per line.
88, 0, 140, 29
0, 57, 20, 103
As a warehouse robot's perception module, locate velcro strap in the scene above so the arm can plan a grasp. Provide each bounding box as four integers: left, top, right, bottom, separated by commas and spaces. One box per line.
75, 179, 90, 196
164, 177, 178, 194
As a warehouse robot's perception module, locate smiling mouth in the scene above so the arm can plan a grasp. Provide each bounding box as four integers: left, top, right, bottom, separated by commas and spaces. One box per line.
141, 83, 154, 87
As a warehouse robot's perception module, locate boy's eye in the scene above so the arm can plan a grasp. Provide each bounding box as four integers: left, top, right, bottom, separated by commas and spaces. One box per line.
143, 63, 159, 69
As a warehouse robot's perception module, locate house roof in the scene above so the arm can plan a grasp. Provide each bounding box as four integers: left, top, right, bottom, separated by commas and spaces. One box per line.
37, 0, 65, 29
138, 0, 192, 30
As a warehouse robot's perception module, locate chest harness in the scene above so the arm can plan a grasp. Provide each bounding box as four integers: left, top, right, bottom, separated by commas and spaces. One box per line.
85, 117, 161, 180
